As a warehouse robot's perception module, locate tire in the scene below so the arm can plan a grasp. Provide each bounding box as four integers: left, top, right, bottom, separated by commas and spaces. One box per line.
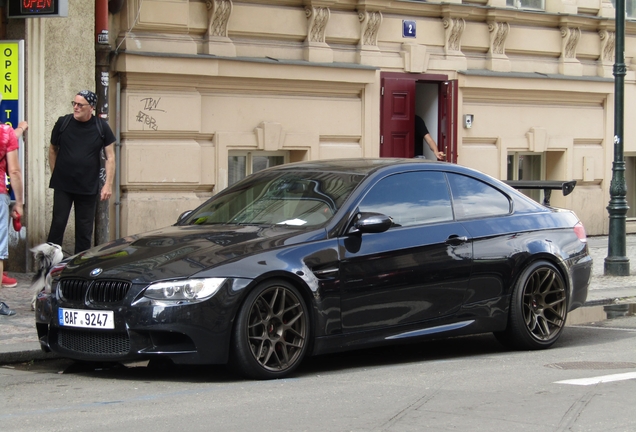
494, 260, 567, 350
230, 279, 309, 380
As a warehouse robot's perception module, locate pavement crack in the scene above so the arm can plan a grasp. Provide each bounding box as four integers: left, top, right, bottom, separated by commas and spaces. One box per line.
555, 388, 598, 432
379, 389, 440, 431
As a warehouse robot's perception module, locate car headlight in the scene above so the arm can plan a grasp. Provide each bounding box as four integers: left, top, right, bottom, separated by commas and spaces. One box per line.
142, 278, 226, 303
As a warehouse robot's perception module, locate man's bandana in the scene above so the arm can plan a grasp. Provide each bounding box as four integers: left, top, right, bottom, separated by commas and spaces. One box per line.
77, 90, 98, 107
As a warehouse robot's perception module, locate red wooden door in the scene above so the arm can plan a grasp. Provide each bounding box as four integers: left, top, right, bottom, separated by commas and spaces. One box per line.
438, 80, 458, 163
380, 78, 415, 158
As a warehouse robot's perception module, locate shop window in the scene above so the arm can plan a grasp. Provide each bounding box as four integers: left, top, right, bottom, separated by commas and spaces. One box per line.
507, 153, 543, 203
506, 0, 544, 10
228, 151, 287, 186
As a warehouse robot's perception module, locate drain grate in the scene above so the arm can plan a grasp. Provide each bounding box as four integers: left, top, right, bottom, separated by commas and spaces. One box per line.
546, 361, 636, 370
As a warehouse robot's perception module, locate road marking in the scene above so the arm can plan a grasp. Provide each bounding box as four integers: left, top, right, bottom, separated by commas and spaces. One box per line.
555, 372, 636, 386
568, 325, 636, 332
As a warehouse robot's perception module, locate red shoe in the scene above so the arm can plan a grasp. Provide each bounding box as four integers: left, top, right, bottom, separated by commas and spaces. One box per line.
2, 273, 17, 288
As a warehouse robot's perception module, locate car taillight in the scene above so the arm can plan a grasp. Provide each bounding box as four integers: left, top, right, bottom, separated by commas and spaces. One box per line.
573, 222, 587, 242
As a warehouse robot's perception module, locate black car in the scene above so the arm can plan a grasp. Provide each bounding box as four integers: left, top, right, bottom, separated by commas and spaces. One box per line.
35, 158, 592, 379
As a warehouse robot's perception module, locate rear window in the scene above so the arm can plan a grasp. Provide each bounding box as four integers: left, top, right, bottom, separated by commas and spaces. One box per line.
447, 173, 511, 220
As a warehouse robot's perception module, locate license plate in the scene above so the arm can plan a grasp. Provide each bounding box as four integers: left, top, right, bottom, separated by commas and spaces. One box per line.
58, 308, 115, 329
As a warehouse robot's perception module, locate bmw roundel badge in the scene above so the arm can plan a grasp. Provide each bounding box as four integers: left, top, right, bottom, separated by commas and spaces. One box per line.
90, 268, 103, 277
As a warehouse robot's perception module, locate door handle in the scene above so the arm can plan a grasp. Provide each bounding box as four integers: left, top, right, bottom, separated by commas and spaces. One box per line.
446, 235, 468, 246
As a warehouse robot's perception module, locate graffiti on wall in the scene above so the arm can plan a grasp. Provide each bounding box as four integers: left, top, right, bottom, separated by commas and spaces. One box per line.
136, 97, 166, 131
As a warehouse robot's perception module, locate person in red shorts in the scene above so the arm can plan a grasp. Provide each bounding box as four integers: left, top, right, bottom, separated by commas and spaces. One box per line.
0, 115, 26, 316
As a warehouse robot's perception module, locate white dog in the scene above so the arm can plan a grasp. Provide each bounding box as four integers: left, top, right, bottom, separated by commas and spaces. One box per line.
29, 243, 64, 310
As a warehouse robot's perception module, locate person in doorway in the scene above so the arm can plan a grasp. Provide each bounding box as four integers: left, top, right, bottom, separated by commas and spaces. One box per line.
0, 118, 26, 315
415, 115, 445, 160
47, 90, 116, 255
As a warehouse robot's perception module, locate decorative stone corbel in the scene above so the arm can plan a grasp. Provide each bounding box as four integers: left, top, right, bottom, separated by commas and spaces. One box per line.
488, 21, 509, 56
442, 16, 467, 70
443, 17, 465, 54
307, 7, 329, 44
203, 0, 236, 57
359, 10, 382, 47
487, 21, 511, 72
559, 27, 582, 76
304, 6, 333, 63
597, 29, 615, 77
356, 10, 383, 65
562, 27, 580, 59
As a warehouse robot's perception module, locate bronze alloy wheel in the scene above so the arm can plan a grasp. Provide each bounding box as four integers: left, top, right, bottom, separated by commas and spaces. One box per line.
494, 260, 568, 350
521, 264, 567, 342
231, 280, 309, 379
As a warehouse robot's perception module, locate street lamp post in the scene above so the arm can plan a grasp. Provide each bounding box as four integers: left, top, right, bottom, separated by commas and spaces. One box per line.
605, 0, 631, 276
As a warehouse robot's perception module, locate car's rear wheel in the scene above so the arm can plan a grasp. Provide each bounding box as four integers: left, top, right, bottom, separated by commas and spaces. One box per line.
230, 279, 309, 379
495, 260, 567, 350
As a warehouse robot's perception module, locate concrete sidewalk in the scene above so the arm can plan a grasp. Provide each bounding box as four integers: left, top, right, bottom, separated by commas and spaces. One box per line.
1, 235, 635, 365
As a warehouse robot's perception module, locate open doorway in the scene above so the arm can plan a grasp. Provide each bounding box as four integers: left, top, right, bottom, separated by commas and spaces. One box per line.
380, 72, 457, 162
415, 82, 439, 160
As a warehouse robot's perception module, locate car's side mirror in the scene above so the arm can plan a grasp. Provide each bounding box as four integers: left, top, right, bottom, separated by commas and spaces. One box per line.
348, 212, 393, 234
176, 210, 193, 224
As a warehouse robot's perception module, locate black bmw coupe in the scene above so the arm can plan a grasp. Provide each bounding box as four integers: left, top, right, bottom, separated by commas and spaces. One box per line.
36, 158, 592, 379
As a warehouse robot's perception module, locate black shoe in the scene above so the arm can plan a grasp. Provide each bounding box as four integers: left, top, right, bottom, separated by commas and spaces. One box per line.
0, 302, 16, 316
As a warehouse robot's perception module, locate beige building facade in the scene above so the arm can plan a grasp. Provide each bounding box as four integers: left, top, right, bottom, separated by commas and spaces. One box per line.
4, 0, 636, 268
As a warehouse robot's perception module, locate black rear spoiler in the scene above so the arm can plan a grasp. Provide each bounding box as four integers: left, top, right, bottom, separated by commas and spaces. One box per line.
503, 180, 577, 206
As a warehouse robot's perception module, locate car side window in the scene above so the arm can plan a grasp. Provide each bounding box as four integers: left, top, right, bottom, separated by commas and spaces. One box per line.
447, 173, 511, 220
358, 171, 453, 227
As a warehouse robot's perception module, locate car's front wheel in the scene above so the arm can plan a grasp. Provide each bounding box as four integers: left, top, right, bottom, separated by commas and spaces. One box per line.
495, 260, 567, 350
230, 279, 309, 379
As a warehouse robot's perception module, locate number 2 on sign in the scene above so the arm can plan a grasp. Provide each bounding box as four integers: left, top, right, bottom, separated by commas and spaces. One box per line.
403, 20, 416, 38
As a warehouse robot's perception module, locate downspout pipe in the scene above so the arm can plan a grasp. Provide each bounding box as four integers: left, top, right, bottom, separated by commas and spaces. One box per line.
115, 78, 121, 238
94, 0, 112, 246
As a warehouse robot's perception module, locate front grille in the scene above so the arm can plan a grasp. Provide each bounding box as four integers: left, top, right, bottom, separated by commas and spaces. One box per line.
89, 280, 130, 303
58, 328, 130, 356
59, 279, 90, 302
59, 279, 131, 304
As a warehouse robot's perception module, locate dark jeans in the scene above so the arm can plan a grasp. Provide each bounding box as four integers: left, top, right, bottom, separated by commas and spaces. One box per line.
47, 189, 98, 254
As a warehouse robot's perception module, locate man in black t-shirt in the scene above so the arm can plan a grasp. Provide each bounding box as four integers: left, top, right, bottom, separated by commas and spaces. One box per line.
414, 115, 445, 160
47, 90, 116, 254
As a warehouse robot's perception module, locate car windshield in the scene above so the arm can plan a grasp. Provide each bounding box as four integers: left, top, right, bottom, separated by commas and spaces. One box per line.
181, 170, 364, 227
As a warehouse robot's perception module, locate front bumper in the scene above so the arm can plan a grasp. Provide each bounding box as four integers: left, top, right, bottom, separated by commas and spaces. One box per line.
36, 279, 249, 365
